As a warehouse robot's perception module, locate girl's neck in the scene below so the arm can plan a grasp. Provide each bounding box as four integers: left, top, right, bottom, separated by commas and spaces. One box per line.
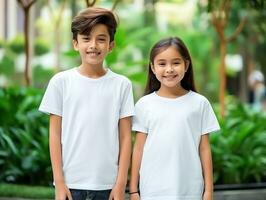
78, 64, 107, 78
157, 85, 188, 98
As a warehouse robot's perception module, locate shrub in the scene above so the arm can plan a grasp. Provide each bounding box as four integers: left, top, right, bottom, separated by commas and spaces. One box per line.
0, 87, 52, 185
211, 101, 266, 184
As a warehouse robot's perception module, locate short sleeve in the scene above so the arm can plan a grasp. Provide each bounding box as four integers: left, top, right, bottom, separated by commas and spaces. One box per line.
132, 101, 148, 134
201, 99, 220, 135
119, 80, 135, 119
39, 76, 63, 116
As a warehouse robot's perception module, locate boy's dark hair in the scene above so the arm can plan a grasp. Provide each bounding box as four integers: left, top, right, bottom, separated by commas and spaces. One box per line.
145, 37, 197, 95
71, 7, 117, 42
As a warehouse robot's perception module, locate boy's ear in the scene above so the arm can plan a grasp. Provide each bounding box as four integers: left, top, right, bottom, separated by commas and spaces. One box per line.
72, 39, 78, 51
109, 41, 115, 52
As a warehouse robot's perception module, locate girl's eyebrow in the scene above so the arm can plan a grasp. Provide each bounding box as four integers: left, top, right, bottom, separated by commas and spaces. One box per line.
172, 58, 183, 61
156, 59, 166, 62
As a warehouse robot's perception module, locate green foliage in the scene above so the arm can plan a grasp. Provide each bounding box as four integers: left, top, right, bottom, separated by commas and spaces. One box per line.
0, 54, 15, 76
0, 38, 4, 49
33, 65, 54, 88
0, 87, 52, 185
211, 100, 266, 184
34, 38, 50, 56
8, 35, 24, 54
0, 183, 54, 198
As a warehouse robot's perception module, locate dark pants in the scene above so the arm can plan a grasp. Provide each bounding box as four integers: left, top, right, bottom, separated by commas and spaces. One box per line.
70, 189, 111, 200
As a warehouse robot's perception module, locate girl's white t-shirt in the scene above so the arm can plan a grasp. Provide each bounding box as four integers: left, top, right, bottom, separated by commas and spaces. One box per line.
39, 68, 134, 190
132, 91, 220, 200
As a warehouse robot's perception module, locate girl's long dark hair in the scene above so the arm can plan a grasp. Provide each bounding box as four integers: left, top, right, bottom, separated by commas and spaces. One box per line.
144, 37, 197, 95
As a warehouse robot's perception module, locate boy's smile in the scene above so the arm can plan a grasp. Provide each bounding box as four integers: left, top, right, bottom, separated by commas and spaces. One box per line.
73, 24, 114, 68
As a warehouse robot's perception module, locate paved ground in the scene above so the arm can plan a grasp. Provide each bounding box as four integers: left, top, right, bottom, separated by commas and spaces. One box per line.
1, 189, 266, 200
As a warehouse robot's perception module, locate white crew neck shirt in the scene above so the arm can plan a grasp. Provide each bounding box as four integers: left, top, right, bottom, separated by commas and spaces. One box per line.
133, 91, 220, 200
39, 67, 134, 190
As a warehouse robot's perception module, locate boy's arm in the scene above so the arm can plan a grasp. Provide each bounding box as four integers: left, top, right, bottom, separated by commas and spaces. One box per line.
109, 116, 132, 199
199, 134, 213, 200
50, 114, 72, 200
129, 132, 147, 200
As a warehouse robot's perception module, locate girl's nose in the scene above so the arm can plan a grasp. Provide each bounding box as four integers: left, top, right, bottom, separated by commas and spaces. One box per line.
166, 65, 174, 73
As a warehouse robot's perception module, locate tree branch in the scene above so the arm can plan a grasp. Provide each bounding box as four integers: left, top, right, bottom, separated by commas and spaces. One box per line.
112, 0, 121, 11
85, 0, 97, 7
226, 16, 247, 43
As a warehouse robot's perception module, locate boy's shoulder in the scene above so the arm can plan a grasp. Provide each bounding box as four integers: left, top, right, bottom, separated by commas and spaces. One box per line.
108, 69, 132, 85
49, 68, 75, 83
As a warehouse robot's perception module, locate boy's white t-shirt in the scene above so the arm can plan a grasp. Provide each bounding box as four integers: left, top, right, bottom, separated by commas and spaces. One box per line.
132, 91, 220, 200
39, 68, 134, 190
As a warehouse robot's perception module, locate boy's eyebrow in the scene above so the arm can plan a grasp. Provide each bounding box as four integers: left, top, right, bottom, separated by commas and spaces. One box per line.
97, 34, 108, 37
81, 34, 108, 37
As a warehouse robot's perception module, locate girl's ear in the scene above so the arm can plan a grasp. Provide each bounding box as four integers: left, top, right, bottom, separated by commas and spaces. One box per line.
109, 41, 115, 52
73, 39, 79, 51
150, 63, 155, 74
185, 60, 190, 72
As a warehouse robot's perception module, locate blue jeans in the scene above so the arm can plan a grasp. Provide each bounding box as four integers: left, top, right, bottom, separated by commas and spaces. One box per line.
69, 189, 111, 200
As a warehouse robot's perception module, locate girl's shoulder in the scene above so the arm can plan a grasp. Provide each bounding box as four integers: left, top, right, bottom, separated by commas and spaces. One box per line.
135, 93, 156, 107
189, 91, 210, 103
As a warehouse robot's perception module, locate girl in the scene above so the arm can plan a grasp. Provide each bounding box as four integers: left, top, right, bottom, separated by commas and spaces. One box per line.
129, 37, 220, 200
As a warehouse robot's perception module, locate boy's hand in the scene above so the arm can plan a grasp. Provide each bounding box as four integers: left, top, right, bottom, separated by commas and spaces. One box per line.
108, 183, 125, 200
202, 191, 213, 200
55, 181, 72, 200
129, 193, 140, 200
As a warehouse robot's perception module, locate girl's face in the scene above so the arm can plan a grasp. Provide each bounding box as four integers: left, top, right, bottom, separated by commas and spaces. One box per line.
151, 46, 188, 89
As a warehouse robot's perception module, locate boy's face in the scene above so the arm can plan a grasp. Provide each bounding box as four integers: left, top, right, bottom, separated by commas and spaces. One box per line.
73, 24, 114, 68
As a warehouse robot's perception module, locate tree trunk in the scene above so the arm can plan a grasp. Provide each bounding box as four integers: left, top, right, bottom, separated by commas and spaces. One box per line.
24, 7, 30, 86
219, 39, 227, 117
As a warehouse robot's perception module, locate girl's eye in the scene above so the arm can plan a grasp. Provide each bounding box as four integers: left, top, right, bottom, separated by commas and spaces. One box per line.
173, 62, 180, 65
158, 63, 165, 66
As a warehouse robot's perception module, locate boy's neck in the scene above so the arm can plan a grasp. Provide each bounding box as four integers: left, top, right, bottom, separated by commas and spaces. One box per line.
78, 64, 107, 78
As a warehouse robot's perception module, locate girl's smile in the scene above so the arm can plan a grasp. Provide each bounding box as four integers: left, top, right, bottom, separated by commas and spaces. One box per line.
152, 46, 188, 89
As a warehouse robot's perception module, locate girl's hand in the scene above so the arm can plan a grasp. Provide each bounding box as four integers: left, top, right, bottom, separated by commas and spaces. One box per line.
108, 183, 125, 200
55, 181, 72, 200
202, 191, 213, 200
129, 193, 140, 200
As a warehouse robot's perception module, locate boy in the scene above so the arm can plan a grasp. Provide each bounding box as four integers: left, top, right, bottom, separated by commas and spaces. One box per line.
39, 7, 134, 200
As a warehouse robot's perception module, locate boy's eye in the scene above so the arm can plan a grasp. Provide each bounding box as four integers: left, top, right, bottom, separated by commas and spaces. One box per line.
83, 37, 90, 41
98, 38, 106, 42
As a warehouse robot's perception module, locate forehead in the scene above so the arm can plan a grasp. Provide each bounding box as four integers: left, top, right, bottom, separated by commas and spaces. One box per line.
79, 24, 109, 37
154, 46, 182, 61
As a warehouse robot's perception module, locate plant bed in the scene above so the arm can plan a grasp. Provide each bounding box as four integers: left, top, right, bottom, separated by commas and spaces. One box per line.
214, 182, 266, 190
0, 183, 54, 199
213, 182, 266, 200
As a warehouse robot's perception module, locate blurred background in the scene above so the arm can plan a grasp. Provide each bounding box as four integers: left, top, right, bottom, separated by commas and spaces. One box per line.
0, 0, 266, 198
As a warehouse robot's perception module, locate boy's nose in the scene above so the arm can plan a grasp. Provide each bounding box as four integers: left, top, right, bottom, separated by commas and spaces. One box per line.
89, 39, 97, 48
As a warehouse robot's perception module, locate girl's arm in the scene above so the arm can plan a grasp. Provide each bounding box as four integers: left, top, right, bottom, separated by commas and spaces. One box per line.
49, 114, 72, 200
129, 132, 147, 200
199, 134, 213, 200
109, 116, 132, 200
